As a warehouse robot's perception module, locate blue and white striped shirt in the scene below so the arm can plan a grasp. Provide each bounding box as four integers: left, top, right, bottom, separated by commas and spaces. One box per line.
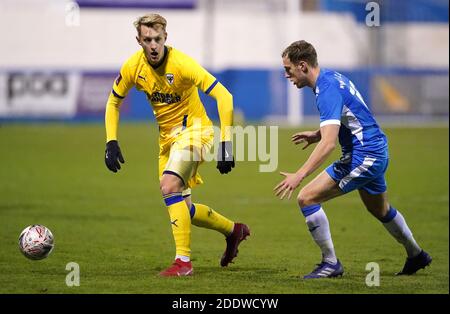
314, 68, 388, 156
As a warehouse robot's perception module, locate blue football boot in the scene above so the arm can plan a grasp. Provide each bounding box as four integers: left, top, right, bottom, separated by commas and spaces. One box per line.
396, 250, 432, 275
303, 260, 344, 279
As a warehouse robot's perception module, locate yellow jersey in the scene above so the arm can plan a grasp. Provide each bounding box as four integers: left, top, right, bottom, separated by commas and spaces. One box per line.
111, 46, 218, 139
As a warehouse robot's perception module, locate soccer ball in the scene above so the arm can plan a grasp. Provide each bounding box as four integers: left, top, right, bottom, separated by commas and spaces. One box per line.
18, 225, 54, 260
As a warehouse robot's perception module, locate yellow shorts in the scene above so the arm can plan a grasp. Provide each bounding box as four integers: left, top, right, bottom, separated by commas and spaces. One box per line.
159, 125, 214, 194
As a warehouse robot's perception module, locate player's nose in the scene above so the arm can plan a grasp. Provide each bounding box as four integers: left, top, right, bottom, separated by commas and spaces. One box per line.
149, 40, 158, 49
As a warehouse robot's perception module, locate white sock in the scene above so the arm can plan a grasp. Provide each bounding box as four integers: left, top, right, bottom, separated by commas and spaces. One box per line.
175, 255, 190, 262
382, 209, 422, 258
305, 208, 337, 265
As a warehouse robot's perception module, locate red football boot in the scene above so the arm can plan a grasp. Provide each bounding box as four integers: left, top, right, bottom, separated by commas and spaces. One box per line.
220, 223, 250, 267
159, 258, 193, 277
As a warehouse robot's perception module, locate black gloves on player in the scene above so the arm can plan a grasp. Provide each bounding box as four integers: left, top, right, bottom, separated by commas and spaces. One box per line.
105, 140, 232, 174
105, 140, 125, 173
216, 141, 235, 174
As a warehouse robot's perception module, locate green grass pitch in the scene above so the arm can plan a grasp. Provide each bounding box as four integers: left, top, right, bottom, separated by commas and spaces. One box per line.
0, 123, 448, 293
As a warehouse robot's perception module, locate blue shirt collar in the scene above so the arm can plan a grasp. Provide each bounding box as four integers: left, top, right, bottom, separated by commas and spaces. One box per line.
314, 68, 325, 95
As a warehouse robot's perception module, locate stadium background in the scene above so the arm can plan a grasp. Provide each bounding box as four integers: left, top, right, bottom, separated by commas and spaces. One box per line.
0, 0, 448, 295
1, 0, 448, 123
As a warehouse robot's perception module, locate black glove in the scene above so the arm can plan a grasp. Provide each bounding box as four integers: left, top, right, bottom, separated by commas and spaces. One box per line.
216, 141, 235, 174
105, 140, 125, 173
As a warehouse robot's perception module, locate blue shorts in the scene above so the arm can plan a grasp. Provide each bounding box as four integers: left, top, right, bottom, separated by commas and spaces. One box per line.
325, 152, 389, 195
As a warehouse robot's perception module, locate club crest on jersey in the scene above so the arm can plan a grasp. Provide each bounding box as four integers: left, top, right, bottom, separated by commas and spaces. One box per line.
166, 73, 174, 84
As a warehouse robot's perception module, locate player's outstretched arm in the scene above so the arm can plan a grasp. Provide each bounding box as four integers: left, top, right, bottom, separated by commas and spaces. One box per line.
274, 125, 338, 199
105, 92, 126, 173
104, 61, 134, 173
292, 129, 321, 149
297, 125, 339, 178
208, 82, 235, 174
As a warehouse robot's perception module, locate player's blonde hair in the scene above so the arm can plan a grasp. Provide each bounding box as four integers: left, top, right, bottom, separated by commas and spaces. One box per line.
133, 13, 167, 35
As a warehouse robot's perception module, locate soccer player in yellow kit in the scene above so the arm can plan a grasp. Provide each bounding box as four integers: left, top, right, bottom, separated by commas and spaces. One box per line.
104, 14, 250, 276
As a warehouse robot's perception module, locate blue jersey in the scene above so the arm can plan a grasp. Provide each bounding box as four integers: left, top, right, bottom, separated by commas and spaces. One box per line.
314, 68, 388, 156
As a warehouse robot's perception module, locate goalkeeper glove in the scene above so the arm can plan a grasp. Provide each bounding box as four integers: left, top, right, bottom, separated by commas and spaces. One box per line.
105, 140, 125, 173
216, 141, 235, 174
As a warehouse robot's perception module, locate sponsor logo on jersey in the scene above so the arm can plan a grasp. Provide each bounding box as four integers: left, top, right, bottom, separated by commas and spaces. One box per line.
147, 91, 181, 104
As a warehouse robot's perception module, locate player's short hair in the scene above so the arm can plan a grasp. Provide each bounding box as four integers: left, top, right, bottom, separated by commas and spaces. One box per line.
282, 40, 318, 67
134, 13, 167, 35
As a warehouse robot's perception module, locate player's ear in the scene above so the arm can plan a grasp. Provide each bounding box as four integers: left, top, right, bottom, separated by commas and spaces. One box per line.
300, 61, 308, 74
136, 36, 141, 46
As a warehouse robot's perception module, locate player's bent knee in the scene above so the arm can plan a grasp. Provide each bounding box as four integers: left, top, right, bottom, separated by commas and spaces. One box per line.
297, 189, 316, 208
160, 175, 184, 195
160, 182, 183, 195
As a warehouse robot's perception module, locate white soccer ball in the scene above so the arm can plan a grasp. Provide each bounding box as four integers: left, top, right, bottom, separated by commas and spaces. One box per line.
18, 225, 54, 260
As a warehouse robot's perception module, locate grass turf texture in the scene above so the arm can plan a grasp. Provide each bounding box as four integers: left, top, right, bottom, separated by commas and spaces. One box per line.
0, 123, 448, 293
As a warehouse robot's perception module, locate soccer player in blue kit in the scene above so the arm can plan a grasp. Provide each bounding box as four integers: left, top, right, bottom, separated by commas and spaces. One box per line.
274, 40, 432, 279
